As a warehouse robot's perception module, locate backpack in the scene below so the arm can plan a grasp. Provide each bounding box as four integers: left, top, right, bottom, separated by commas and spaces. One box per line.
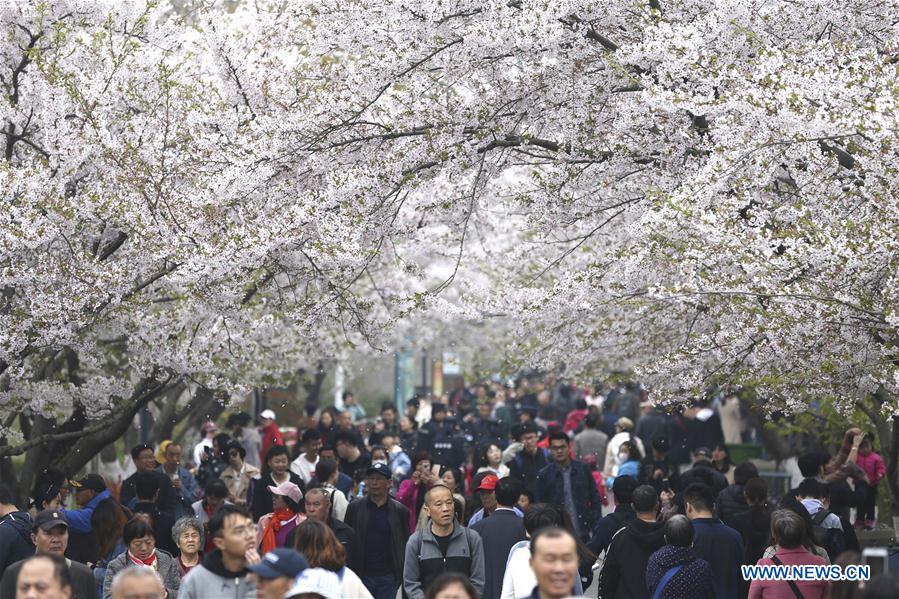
810, 509, 846, 560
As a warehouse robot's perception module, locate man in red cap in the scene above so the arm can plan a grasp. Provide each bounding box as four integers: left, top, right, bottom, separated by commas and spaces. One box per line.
467, 474, 523, 526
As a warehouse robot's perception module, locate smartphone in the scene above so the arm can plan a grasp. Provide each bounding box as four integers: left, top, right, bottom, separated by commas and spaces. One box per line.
862, 547, 889, 578
431, 464, 441, 478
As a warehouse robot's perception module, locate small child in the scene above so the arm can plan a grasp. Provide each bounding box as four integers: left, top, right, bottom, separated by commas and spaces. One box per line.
581, 454, 608, 506
854, 433, 886, 529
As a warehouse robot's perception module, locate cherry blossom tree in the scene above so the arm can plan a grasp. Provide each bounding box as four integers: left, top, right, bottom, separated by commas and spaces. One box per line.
272, 0, 898, 508
0, 0, 432, 495
2, 0, 897, 512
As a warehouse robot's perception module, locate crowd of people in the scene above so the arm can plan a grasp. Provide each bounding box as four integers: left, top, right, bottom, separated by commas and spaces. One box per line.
0, 378, 895, 599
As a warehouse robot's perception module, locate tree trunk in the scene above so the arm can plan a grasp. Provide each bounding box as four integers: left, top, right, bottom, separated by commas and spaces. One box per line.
886, 416, 899, 519
177, 386, 225, 445
857, 390, 898, 522
5, 374, 177, 505
301, 360, 327, 414
147, 382, 189, 443
748, 407, 793, 462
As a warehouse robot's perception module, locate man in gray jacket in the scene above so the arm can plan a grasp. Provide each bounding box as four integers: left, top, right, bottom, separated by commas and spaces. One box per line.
403, 485, 485, 599
178, 504, 258, 598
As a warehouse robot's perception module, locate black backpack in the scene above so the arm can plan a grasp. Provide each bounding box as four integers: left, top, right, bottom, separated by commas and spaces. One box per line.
810, 509, 846, 560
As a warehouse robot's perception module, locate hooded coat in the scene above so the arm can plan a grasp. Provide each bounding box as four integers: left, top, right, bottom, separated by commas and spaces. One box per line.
177, 549, 256, 599
597, 517, 666, 599
0, 511, 34, 578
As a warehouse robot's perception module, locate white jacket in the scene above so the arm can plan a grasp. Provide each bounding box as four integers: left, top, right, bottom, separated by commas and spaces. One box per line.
500, 541, 535, 599
340, 566, 374, 598
323, 483, 348, 522
603, 432, 645, 476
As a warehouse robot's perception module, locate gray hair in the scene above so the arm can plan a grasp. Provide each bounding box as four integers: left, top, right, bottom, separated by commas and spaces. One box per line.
306, 487, 331, 503
171, 516, 205, 548
664, 515, 694, 547
771, 509, 805, 549
110, 565, 164, 596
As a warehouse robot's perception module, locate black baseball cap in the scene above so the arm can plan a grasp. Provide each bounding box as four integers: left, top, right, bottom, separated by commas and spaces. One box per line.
248, 548, 308, 579
366, 463, 392, 479
33, 510, 68, 532
71, 474, 106, 493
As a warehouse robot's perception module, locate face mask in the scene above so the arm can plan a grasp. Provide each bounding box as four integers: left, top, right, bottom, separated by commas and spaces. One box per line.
373, 459, 388, 466
616, 453, 628, 464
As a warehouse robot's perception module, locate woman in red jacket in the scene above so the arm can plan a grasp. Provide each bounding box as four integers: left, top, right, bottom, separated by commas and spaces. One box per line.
259, 409, 284, 464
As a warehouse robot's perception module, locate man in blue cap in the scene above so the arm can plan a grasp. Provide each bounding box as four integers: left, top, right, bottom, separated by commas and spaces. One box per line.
248, 547, 308, 599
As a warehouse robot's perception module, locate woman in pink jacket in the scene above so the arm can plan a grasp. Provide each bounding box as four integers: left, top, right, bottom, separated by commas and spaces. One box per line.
749, 509, 830, 599
854, 433, 886, 529
396, 452, 437, 529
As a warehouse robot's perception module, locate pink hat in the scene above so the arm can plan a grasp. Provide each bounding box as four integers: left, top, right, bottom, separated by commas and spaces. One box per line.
268, 481, 303, 504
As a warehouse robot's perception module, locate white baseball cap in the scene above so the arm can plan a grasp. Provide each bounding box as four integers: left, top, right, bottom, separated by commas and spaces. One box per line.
285, 567, 342, 599
260, 409, 276, 420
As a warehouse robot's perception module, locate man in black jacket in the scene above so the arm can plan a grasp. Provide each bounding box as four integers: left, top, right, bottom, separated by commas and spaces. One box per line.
344, 463, 410, 599
505, 422, 550, 496
131, 472, 178, 557
0, 482, 33, 580
471, 477, 527, 599
120, 443, 177, 516
597, 484, 666, 599
535, 431, 602, 541
675, 447, 728, 495
291, 488, 356, 567
589, 475, 637, 556
716, 462, 759, 526
0, 510, 97, 599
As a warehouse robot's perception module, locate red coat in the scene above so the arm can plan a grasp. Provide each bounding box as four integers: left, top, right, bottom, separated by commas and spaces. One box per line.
260, 421, 284, 463
564, 409, 588, 434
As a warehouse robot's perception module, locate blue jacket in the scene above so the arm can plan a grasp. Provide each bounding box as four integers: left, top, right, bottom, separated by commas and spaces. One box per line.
155, 465, 198, 519
0, 511, 34, 578
61, 489, 111, 534
691, 517, 745, 599
535, 459, 602, 538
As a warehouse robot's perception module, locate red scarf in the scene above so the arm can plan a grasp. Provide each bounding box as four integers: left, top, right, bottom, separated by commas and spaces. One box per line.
260, 508, 294, 554
128, 549, 158, 569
